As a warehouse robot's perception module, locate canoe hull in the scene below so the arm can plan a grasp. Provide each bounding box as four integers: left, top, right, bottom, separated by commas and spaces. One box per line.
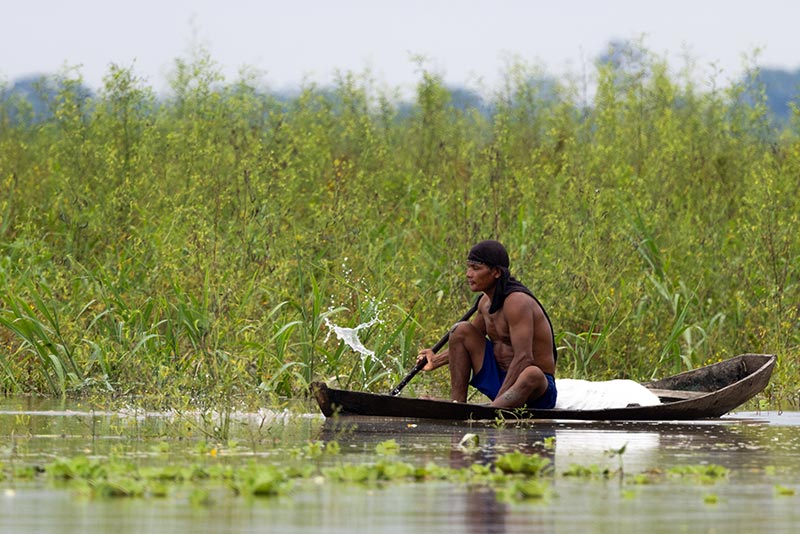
311, 353, 776, 421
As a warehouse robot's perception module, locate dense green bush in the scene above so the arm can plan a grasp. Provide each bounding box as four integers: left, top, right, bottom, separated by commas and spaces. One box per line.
1, 46, 798, 407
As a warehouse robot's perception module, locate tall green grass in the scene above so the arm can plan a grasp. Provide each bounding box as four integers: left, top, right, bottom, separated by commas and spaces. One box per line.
0, 43, 798, 406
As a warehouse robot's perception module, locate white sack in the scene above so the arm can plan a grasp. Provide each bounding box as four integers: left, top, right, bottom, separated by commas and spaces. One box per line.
554, 379, 661, 410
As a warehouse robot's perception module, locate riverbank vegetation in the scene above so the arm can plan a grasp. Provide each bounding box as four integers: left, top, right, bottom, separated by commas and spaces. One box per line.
1, 43, 798, 408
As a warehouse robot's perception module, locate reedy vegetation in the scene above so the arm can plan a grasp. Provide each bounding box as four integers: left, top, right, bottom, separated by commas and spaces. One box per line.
0, 45, 798, 407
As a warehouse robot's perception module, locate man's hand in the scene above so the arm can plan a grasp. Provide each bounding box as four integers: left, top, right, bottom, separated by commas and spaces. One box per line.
416, 349, 436, 371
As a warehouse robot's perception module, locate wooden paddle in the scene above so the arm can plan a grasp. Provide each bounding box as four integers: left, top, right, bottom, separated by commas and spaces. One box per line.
389, 296, 481, 396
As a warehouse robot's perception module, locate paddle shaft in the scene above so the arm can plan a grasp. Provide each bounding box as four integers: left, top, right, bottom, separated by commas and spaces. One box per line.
390, 296, 481, 396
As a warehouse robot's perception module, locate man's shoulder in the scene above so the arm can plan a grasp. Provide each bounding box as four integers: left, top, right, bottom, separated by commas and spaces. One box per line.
504, 291, 536, 306
499, 291, 537, 317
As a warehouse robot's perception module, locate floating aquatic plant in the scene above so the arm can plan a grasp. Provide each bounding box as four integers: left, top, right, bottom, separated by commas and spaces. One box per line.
233, 465, 293, 497
667, 464, 729, 484
495, 451, 551, 477
561, 464, 613, 479
499, 479, 551, 502
375, 439, 399, 455
10, 447, 767, 509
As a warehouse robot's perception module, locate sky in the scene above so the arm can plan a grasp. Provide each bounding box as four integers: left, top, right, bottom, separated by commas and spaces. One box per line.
2, 0, 799, 94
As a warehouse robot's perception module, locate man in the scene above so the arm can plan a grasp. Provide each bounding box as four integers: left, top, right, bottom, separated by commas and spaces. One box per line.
416, 240, 557, 409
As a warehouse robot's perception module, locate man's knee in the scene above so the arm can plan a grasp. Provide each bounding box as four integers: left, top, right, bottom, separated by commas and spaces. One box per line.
518, 366, 546, 389
449, 321, 479, 342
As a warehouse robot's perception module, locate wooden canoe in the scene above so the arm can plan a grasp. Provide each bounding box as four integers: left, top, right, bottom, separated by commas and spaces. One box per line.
311, 353, 776, 421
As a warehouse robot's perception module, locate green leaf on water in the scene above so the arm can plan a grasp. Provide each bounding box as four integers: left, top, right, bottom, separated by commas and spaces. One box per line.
375, 439, 399, 455
495, 451, 551, 476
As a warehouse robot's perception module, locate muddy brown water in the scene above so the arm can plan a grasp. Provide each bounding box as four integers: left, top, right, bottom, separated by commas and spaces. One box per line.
1, 397, 799, 533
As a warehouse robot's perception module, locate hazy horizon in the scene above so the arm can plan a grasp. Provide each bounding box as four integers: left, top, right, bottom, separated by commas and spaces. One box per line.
3, 0, 799, 94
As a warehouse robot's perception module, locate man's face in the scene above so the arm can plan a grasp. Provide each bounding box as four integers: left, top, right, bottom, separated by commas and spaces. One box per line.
466, 261, 501, 292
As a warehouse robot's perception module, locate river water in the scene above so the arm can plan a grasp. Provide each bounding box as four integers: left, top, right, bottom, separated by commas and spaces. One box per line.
1, 397, 799, 533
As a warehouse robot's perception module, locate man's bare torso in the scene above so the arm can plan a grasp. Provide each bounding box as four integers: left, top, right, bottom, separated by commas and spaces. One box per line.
480, 292, 556, 376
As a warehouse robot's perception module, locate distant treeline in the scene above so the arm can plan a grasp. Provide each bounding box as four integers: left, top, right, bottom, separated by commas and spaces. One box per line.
3, 55, 799, 125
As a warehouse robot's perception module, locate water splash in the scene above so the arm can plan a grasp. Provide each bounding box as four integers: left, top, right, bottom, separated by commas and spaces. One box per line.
324, 316, 381, 358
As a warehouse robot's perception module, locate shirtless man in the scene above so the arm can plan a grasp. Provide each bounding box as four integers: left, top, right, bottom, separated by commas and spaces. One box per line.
416, 240, 557, 409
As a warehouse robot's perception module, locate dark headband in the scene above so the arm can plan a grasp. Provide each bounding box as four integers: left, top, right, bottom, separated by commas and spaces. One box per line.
467, 240, 510, 269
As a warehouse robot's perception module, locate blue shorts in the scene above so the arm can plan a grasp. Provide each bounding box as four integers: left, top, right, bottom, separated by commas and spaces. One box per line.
469, 341, 557, 409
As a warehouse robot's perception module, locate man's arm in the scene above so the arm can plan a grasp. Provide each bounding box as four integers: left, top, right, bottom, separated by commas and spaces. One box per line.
418, 298, 488, 371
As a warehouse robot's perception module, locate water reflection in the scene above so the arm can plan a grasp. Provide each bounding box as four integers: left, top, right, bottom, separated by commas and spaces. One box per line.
465, 489, 507, 534
319, 417, 557, 462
